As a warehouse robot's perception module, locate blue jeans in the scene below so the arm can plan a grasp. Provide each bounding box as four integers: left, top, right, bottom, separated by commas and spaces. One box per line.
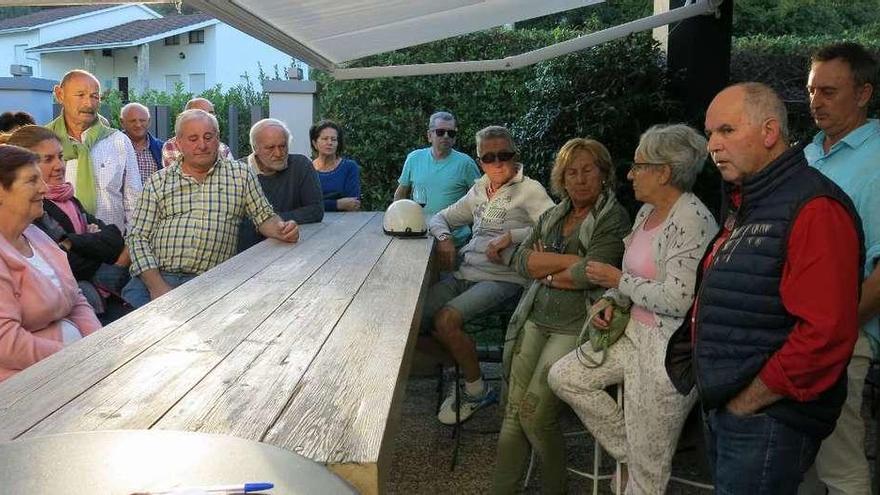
122, 271, 197, 309
704, 408, 820, 495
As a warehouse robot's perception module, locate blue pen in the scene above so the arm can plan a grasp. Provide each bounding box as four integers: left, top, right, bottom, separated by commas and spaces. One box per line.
152, 482, 274, 494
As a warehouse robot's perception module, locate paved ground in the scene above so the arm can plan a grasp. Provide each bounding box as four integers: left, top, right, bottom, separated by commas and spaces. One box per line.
387, 361, 879, 494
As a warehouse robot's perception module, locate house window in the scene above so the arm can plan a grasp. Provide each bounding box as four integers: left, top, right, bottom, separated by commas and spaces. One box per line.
164, 35, 180, 46
188, 30, 205, 44
165, 74, 182, 92
190, 73, 205, 93
102, 48, 112, 57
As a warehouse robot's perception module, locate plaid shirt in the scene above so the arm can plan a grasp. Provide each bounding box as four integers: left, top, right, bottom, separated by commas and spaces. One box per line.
134, 145, 159, 184
128, 157, 275, 277
162, 137, 234, 169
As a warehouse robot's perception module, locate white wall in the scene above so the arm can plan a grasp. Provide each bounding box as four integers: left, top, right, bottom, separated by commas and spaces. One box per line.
148, 27, 214, 93
213, 23, 294, 90
0, 31, 39, 77
0, 5, 158, 79
39, 50, 82, 82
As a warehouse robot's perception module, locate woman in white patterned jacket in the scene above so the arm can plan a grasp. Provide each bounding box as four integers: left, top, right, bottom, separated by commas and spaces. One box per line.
548, 124, 719, 494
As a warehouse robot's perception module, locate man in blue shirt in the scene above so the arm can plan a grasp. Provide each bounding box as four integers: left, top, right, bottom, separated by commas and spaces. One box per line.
801, 42, 880, 495
394, 111, 481, 246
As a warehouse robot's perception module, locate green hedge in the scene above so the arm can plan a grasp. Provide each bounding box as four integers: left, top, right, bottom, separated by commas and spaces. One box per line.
314, 28, 564, 210
100, 74, 269, 158
315, 29, 692, 214
731, 32, 880, 143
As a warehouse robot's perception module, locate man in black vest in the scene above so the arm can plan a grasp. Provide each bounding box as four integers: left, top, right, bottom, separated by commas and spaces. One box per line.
665, 82, 863, 494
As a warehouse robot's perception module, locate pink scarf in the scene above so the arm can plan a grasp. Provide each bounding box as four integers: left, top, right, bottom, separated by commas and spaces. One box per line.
46, 183, 87, 234
45, 182, 74, 202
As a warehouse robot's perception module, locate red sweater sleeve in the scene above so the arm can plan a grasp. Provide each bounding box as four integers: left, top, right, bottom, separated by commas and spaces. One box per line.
758, 197, 861, 401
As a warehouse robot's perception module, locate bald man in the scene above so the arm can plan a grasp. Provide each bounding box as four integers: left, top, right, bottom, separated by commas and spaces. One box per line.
47, 69, 142, 231
160, 97, 235, 168
120, 102, 164, 184
665, 82, 863, 494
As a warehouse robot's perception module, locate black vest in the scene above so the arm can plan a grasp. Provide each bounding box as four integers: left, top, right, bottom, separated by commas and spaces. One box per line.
692, 145, 863, 439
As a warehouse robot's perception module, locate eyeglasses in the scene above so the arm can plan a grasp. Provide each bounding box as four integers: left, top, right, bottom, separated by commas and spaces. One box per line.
479, 151, 516, 164
630, 162, 667, 173
431, 128, 457, 138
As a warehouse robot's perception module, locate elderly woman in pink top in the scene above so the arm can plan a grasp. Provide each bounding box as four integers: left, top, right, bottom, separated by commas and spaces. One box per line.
0, 144, 100, 382
548, 124, 719, 494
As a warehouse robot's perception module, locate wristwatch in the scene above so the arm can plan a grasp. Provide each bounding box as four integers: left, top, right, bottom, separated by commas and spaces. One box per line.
436, 233, 450, 242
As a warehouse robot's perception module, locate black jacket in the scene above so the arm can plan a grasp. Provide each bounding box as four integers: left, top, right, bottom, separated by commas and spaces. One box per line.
34, 198, 125, 281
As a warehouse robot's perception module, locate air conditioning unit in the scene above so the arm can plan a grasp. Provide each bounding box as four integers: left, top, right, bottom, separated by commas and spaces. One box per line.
10, 64, 33, 77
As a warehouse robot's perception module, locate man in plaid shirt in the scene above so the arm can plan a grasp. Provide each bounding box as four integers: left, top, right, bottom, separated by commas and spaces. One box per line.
161, 97, 235, 168
122, 109, 299, 308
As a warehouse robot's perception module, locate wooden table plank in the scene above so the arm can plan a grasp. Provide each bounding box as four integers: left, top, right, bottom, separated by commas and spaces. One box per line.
0, 212, 376, 440
154, 214, 393, 442
263, 235, 432, 493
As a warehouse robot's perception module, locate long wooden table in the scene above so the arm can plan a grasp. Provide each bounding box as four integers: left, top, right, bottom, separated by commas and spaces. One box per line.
0, 212, 433, 494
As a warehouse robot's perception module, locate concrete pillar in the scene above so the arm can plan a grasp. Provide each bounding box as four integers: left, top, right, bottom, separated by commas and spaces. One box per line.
137, 43, 150, 92
264, 80, 317, 157
83, 50, 96, 75
653, 0, 671, 53
0, 77, 57, 125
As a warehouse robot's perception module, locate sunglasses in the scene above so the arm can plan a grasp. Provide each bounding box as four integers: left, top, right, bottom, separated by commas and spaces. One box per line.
432, 128, 458, 138
479, 151, 516, 164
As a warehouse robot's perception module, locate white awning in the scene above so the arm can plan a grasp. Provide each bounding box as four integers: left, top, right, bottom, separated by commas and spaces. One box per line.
10, 0, 723, 79
184, 0, 604, 68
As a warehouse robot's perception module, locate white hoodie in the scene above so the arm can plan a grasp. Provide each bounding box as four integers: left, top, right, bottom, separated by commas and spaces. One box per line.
428, 165, 554, 286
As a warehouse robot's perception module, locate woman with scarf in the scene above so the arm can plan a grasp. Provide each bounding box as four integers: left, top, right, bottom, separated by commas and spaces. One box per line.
8, 126, 125, 316
491, 138, 630, 494
0, 144, 100, 381
549, 124, 718, 494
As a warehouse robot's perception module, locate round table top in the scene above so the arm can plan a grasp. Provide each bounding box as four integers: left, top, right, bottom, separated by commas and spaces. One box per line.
0, 429, 356, 495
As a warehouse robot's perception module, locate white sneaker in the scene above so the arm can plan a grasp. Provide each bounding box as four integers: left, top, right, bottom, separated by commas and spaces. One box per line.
437, 382, 498, 425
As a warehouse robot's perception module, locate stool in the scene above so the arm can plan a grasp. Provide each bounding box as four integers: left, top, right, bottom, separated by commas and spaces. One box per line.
524, 384, 623, 494
523, 385, 714, 492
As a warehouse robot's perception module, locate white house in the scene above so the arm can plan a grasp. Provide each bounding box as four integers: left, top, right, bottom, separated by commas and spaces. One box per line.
0, 4, 303, 96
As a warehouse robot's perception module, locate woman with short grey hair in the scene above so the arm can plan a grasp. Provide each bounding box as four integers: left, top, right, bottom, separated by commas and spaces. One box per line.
549, 123, 718, 494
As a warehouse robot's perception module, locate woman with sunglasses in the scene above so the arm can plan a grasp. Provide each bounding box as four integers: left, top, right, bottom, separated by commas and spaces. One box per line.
492, 138, 630, 494
422, 126, 554, 428
549, 124, 718, 494
309, 119, 361, 211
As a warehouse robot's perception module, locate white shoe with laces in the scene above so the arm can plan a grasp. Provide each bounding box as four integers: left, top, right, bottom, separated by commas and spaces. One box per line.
436, 381, 498, 425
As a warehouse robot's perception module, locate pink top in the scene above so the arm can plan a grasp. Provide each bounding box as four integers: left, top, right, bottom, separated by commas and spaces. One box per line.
623, 221, 660, 326
0, 224, 101, 382
52, 199, 87, 234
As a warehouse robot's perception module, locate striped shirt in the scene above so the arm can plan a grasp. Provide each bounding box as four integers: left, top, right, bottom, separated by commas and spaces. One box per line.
162, 137, 234, 169
127, 157, 275, 277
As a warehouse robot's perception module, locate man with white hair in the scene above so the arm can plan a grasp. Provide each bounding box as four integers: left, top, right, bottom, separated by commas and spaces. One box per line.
161, 97, 235, 168
238, 118, 323, 251
120, 102, 164, 183
124, 109, 300, 308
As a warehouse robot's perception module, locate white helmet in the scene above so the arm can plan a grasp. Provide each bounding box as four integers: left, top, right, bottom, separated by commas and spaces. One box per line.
383, 199, 427, 237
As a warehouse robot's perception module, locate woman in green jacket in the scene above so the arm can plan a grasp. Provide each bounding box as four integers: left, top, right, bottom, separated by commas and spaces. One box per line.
492, 138, 630, 494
